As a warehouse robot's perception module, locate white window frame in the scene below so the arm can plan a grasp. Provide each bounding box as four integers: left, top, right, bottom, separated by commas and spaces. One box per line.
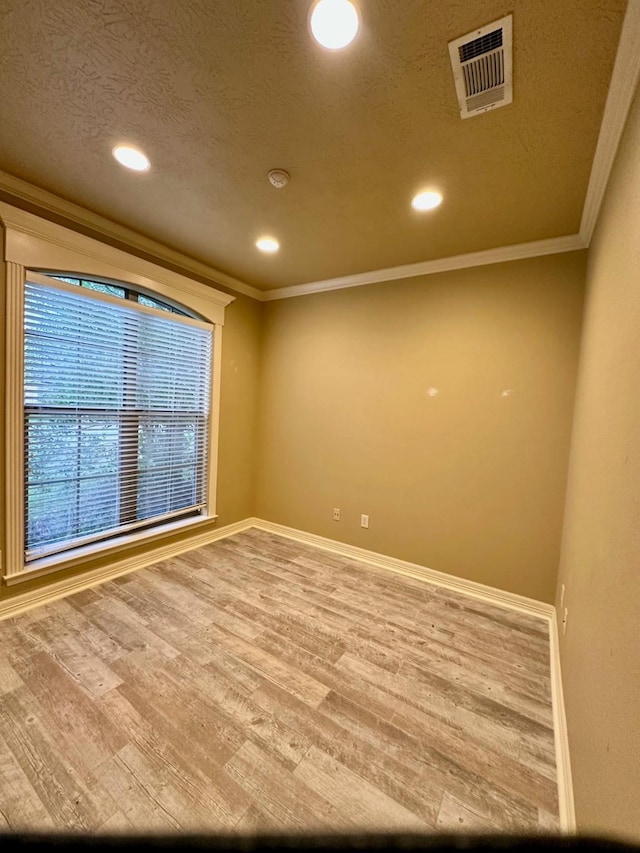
1, 202, 234, 585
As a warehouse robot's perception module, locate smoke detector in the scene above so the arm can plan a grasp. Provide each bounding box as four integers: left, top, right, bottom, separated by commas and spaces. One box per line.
268, 169, 290, 188
448, 15, 513, 119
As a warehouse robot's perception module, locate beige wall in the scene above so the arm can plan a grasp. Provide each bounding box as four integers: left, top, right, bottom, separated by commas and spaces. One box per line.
216, 292, 262, 526
556, 81, 640, 840
256, 253, 586, 603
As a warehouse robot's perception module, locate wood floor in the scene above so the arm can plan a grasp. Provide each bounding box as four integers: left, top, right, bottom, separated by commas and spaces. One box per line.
0, 529, 559, 834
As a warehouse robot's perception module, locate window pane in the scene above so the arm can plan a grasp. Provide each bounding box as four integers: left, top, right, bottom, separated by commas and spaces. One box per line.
25, 336, 125, 408
24, 278, 212, 559
27, 481, 77, 549
26, 413, 121, 549
138, 293, 181, 313
77, 475, 120, 535
80, 416, 120, 477
137, 416, 203, 519
49, 275, 125, 298
138, 466, 198, 520
80, 280, 126, 298
51, 276, 81, 286
26, 414, 81, 487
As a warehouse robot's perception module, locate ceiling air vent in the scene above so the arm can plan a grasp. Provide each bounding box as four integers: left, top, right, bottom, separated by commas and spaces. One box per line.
448, 14, 513, 119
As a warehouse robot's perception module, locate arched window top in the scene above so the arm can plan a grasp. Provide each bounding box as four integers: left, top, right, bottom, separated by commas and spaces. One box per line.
0, 201, 235, 327
47, 273, 194, 318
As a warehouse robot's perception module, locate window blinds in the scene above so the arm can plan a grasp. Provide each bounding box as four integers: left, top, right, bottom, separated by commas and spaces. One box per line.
24, 278, 213, 560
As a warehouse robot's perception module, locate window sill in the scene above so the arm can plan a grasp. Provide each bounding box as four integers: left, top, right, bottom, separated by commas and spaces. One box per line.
4, 513, 218, 586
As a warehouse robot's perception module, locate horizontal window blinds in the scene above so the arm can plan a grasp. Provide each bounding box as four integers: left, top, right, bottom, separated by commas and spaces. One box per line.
24, 278, 213, 560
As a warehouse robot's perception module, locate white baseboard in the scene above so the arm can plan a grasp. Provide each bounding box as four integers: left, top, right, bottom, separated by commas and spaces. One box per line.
549, 610, 577, 833
0, 517, 254, 622
250, 518, 554, 620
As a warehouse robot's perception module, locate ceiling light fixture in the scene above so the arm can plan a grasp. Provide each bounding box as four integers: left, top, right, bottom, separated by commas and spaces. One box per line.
310, 0, 359, 50
256, 237, 280, 253
411, 190, 443, 211
112, 145, 150, 172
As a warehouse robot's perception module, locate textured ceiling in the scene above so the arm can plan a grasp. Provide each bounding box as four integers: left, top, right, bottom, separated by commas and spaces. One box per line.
0, 0, 627, 290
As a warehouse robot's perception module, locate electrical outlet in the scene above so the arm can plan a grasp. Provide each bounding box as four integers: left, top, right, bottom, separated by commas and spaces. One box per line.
360, 514, 369, 529
333, 508, 341, 521
562, 607, 569, 635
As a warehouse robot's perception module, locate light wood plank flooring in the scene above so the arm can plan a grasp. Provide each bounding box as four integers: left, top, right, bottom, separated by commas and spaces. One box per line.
0, 529, 559, 834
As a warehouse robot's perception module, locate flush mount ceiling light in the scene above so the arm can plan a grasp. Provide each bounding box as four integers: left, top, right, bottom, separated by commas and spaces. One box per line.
112, 145, 150, 172
256, 237, 280, 253
411, 190, 443, 211
310, 0, 359, 50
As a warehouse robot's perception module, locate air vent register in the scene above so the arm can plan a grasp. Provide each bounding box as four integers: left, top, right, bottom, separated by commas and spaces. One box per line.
448, 15, 513, 118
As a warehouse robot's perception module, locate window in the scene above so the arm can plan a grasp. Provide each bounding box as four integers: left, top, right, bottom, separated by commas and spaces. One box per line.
24, 275, 213, 561
1, 201, 232, 583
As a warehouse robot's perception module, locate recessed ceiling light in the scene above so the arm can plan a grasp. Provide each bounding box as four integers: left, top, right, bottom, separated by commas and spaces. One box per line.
112, 145, 150, 172
411, 190, 443, 211
310, 0, 359, 50
256, 237, 280, 253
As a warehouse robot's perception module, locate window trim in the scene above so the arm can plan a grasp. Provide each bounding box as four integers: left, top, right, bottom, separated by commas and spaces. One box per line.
1, 202, 235, 583
4, 513, 209, 586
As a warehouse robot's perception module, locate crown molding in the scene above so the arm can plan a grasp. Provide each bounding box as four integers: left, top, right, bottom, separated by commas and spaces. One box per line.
261, 234, 586, 301
579, 0, 640, 246
0, 169, 263, 302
